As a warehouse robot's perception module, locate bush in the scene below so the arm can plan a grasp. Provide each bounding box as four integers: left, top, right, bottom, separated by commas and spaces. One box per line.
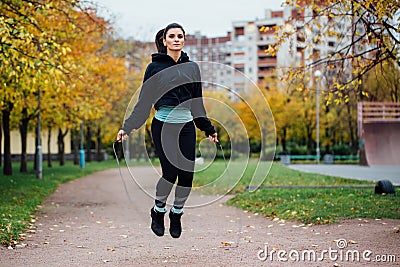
333, 144, 351, 155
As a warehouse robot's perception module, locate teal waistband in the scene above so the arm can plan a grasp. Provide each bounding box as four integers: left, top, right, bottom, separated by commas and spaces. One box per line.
155, 106, 193, 123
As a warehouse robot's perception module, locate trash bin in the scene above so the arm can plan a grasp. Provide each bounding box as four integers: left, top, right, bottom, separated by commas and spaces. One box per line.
280, 155, 291, 165
323, 154, 334, 164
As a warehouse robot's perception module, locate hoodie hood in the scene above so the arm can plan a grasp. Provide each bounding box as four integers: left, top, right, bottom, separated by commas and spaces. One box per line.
151, 51, 190, 63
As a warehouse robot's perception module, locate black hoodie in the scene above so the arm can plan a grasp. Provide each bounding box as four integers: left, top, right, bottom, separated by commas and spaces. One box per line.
122, 51, 216, 136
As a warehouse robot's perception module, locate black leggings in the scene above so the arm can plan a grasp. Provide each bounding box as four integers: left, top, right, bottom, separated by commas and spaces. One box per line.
151, 118, 196, 209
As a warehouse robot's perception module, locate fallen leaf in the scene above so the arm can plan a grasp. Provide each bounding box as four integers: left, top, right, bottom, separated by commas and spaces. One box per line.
221, 241, 232, 246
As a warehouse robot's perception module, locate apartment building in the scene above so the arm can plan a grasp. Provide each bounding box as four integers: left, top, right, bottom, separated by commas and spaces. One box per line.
182, 5, 368, 92
184, 32, 232, 91
231, 9, 289, 91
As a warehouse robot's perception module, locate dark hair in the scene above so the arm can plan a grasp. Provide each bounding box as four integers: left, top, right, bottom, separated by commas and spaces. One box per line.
155, 28, 166, 53
162, 23, 185, 40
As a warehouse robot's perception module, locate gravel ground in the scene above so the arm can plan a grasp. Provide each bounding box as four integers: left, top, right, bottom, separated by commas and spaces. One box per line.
1, 167, 399, 267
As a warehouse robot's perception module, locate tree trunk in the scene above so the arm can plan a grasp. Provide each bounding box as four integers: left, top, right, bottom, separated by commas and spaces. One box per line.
281, 127, 287, 153
47, 127, 52, 167
57, 128, 68, 166
346, 102, 358, 154
34, 126, 38, 171
2, 107, 12, 176
86, 124, 92, 162
306, 124, 313, 155
96, 127, 102, 161
19, 108, 29, 173
72, 128, 79, 165
0, 118, 2, 167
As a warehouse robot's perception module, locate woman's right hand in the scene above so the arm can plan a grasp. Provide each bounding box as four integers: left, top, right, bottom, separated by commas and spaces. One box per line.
117, 129, 128, 142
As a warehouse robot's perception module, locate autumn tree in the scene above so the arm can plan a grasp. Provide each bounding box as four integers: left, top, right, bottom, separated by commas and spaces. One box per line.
268, 0, 399, 101
1, 0, 74, 175
1, 0, 131, 174
364, 59, 400, 102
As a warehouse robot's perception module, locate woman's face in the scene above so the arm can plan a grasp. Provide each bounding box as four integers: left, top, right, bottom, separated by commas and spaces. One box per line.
164, 28, 185, 52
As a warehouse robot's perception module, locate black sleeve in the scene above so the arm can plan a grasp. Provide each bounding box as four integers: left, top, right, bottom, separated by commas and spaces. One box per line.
121, 65, 155, 134
190, 64, 216, 137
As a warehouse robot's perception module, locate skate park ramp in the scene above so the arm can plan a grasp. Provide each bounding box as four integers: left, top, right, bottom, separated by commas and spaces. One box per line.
358, 102, 400, 166
363, 122, 400, 166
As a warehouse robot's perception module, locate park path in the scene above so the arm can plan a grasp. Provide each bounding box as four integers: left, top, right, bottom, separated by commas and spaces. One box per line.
1, 167, 399, 266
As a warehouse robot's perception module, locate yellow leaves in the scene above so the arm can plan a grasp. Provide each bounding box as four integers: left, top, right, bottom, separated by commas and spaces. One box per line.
266, 45, 277, 57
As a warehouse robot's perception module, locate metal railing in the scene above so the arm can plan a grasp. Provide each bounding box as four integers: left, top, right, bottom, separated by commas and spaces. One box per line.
358, 102, 400, 137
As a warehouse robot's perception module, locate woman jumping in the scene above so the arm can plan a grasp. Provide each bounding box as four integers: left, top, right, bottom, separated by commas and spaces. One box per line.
117, 23, 217, 238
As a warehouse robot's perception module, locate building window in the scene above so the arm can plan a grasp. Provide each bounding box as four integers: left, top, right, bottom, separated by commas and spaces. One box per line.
234, 46, 244, 53
235, 35, 245, 42
235, 67, 245, 72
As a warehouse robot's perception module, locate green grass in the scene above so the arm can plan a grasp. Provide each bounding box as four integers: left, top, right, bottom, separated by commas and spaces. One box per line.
0, 159, 121, 246
193, 160, 399, 224
228, 187, 399, 224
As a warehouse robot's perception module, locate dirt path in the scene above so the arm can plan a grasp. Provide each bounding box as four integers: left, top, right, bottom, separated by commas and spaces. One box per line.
2, 167, 399, 266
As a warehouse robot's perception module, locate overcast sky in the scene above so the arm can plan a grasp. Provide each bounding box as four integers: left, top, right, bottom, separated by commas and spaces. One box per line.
93, 0, 284, 41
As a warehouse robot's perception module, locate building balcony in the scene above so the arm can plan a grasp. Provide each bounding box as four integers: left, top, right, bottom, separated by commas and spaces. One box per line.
256, 38, 275, 46
257, 58, 277, 67
257, 50, 270, 57
258, 69, 275, 78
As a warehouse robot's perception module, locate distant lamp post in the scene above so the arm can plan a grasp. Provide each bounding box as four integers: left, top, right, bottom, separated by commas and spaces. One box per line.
314, 70, 322, 164
36, 87, 42, 179
36, 40, 42, 179
79, 122, 85, 168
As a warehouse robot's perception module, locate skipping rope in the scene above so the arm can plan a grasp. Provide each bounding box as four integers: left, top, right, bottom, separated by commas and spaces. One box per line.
112, 140, 231, 204
113, 139, 241, 247
112, 140, 133, 203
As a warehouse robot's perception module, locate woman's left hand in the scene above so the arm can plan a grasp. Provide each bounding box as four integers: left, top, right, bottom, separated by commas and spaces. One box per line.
208, 133, 218, 144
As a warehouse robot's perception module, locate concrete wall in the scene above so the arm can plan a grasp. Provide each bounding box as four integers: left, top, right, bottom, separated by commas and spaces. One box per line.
4, 129, 71, 155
